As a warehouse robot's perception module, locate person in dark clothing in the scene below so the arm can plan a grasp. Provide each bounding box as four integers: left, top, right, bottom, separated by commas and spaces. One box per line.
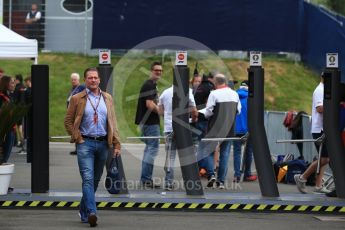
191, 63, 202, 93
25, 3, 42, 47
0, 76, 16, 163
67, 73, 85, 108
67, 73, 85, 155
194, 73, 215, 111
14, 74, 26, 104
193, 72, 215, 174
13, 74, 26, 150
135, 61, 162, 188
289, 111, 307, 159
23, 77, 32, 162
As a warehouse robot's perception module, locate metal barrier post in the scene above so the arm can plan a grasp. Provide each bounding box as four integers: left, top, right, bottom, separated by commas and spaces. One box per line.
98, 50, 128, 194
247, 52, 280, 197
323, 65, 345, 198
172, 51, 203, 195
31, 64, 49, 193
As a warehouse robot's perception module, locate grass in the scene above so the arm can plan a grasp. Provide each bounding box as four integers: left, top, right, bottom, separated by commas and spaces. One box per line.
0, 52, 320, 140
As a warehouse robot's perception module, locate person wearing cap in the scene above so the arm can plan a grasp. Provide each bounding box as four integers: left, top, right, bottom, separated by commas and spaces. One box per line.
232, 80, 257, 183
294, 72, 331, 194
197, 73, 241, 189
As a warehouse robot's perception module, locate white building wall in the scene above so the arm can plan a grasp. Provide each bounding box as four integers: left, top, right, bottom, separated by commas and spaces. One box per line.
45, 0, 96, 55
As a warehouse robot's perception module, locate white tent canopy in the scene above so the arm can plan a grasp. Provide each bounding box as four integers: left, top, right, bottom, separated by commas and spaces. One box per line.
0, 24, 38, 64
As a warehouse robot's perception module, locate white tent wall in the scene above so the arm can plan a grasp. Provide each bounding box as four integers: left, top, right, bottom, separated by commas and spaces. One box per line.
0, 24, 38, 63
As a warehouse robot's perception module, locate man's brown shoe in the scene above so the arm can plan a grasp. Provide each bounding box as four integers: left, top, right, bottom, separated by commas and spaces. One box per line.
88, 213, 98, 227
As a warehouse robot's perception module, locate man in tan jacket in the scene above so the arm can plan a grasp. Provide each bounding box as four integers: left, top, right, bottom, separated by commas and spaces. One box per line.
64, 67, 121, 227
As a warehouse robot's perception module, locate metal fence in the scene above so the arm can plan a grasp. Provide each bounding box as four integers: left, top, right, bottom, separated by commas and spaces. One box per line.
3, 0, 95, 54
3, 0, 45, 49
265, 111, 316, 163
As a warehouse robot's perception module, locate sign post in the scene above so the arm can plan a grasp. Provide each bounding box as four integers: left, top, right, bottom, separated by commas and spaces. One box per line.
247, 51, 280, 197
97, 49, 128, 194
97, 49, 113, 93
173, 51, 203, 195
326, 53, 338, 69
99, 49, 111, 65
323, 53, 345, 198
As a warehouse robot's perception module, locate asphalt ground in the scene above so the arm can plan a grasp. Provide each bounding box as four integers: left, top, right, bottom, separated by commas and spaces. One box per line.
8, 142, 299, 194
1, 209, 345, 230
1, 143, 345, 229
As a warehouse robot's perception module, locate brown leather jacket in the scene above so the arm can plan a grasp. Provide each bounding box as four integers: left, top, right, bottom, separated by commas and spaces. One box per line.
64, 90, 121, 150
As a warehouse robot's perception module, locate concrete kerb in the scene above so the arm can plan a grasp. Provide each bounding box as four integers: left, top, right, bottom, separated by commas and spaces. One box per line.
1, 190, 345, 214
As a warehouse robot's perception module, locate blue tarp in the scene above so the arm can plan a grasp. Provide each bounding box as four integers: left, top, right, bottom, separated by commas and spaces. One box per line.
301, 3, 345, 81
92, 0, 345, 82
92, 0, 301, 52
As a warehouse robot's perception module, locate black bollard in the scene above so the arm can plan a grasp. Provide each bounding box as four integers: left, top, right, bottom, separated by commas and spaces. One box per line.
31, 65, 49, 193
97, 64, 128, 194
247, 66, 280, 197
172, 66, 204, 195
323, 68, 345, 198
97, 65, 113, 94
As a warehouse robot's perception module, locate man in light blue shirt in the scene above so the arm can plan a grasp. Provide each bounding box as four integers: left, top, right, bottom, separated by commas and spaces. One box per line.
65, 67, 121, 227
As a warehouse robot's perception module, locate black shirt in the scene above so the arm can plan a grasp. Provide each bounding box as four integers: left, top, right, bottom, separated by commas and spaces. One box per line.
194, 80, 215, 110
194, 80, 215, 121
135, 79, 160, 125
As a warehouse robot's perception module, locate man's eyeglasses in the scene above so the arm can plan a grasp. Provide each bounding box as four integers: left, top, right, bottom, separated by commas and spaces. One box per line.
153, 69, 163, 72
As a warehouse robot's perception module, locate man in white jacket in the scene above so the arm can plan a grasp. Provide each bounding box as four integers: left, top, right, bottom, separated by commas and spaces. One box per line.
197, 73, 241, 189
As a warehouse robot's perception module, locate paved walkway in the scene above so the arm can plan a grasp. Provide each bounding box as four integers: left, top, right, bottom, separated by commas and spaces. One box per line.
2, 143, 344, 214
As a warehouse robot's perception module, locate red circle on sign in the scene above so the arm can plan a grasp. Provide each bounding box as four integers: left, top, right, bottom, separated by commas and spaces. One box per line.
102, 53, 108, 60
178, 54, 184, 60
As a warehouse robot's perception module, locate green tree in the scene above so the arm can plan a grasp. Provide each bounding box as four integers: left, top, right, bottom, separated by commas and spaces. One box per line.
311, 0, 345, 15
328, 0, 345, 15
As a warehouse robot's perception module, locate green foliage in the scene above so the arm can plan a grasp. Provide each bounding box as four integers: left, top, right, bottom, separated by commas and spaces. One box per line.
328, 0, 345, 15
0, 52, 320, 141
310, 0, 345, 15
0, 103, 30, 164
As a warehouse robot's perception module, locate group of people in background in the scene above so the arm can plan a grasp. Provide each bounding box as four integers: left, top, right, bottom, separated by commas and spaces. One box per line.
0, 68, 32, 164
134, 62, 257, 191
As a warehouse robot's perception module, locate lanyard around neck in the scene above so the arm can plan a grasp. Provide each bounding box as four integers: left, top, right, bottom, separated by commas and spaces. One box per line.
86, 91, 102, 124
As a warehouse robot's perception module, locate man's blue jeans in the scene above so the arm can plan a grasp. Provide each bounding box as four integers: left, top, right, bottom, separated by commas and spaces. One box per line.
198, 140, 231, 183
77, 139, 108, 221
164, 132, 176, 186
140, 124, 160, 183
233, 135, 254, 178
194, 120, 208, 169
